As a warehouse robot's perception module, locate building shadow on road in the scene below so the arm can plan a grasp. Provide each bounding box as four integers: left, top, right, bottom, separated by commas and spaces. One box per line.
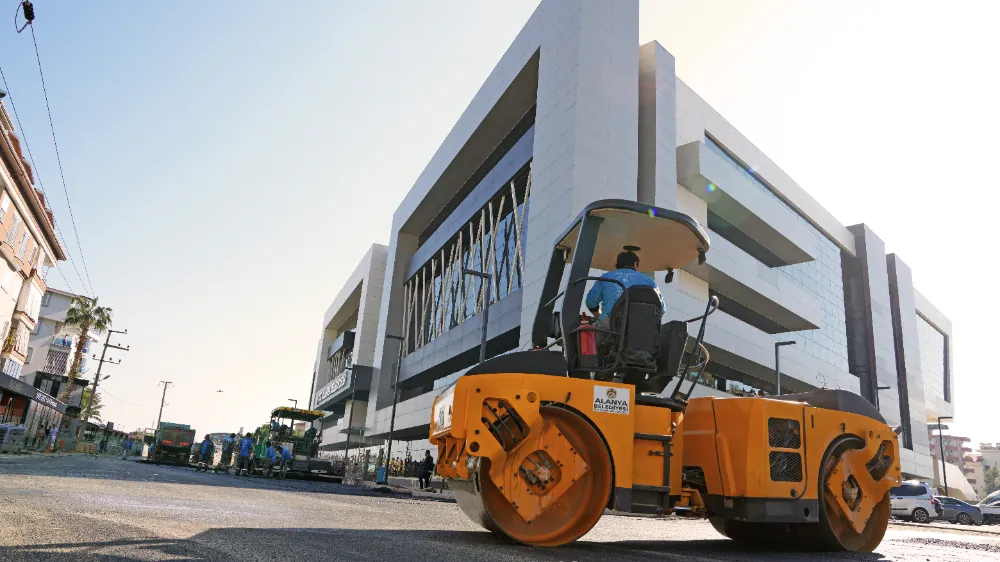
0, 455, 394, 498
0, 527, 895, 562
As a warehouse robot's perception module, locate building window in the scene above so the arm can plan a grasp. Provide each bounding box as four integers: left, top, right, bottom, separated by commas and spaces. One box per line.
917, 314, 949, 403
5, 213, 21, 247
401, 167, 531, 356
0, 194, 7, 222
17, 232, 29, 260
25, 347, 32, 362
41, 292, 50, 307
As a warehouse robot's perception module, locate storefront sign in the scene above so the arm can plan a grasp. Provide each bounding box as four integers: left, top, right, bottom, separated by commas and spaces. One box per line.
34, 389, 61, 410
315, 370, 350, 404
0, 373, 67, 414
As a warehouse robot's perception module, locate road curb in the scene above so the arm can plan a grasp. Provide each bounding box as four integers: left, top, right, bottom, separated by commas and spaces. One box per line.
890, 520, 1000, 535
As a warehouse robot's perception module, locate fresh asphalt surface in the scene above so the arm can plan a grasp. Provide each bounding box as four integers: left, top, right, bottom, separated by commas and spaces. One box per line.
1, 454, 999, 561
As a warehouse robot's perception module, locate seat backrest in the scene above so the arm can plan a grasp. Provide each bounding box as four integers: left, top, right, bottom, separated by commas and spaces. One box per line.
609, 285, 661, 368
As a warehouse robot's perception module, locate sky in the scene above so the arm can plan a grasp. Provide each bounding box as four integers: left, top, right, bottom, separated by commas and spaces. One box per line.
0, 1, 996, 447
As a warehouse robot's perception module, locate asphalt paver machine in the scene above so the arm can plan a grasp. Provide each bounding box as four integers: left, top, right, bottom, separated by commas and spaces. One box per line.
430, 199, 899, 551
254, 406, 338, 476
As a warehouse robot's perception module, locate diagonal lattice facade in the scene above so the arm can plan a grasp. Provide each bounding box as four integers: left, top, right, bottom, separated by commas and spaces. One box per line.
401, 168, 531, 356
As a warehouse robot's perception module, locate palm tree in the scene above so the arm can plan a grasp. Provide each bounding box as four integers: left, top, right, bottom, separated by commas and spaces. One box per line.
80, 388, 104, 424
60, 297, 112, 407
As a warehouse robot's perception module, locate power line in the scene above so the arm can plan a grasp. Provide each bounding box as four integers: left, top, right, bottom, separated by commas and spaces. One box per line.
0, 62, 88, 296
97, 388, 152, 409
27, 21, 96, 296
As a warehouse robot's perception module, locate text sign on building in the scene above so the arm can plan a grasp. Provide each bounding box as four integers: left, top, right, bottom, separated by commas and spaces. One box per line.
315, 369, 350, 404
34, 389, 61, 410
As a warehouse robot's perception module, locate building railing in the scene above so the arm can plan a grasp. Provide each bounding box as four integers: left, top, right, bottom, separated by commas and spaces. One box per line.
53, 337, 73, 349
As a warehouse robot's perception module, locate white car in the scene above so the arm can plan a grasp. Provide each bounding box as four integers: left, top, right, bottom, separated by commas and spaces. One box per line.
890, 481, 941, 523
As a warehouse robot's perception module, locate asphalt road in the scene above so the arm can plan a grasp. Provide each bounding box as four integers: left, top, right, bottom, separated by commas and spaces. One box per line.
2, 454, 999, 561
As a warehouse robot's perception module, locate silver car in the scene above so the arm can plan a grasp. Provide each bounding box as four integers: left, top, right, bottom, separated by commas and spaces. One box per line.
890, 481, 939, 523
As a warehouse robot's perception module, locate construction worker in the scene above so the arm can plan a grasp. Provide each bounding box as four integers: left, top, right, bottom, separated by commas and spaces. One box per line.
196, 435, 215, 472
419, 450, 434, 490
263, 441, 276, 478
585, 250, 665, 348
236, 433, 254, 476
279, 445, 293, 479
220, 433, 236, 471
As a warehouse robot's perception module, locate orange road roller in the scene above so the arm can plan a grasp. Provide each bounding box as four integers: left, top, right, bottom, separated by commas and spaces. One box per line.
429, 200, 899, 551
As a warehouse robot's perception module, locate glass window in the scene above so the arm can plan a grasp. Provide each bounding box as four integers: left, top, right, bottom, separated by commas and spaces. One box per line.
0, 194, 7, 222
17, 231, 29, 259
917, 315, 949, 403
5, 212, 21, 247
25, 347, 32, 362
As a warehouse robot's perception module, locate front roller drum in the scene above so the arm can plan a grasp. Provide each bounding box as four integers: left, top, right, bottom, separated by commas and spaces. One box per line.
451, 405, 612, 547
711, 436, 891, 552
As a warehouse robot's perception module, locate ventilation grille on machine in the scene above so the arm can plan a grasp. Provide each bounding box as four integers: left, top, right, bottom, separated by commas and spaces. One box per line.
769, 451, 803, 482
768, 417, 801, 449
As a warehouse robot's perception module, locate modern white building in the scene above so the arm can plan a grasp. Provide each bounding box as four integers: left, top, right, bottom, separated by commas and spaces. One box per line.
308, 0, 954, 479
309, 244, 388, 452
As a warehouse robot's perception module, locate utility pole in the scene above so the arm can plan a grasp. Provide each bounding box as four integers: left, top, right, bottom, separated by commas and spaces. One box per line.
155, 381, 173, 434
82, 329, 129, 422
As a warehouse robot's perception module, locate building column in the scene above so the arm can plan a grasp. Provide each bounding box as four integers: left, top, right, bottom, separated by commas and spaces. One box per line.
842, 224, 900, 426
518, 0, 641, 347
886, 254, 930, 456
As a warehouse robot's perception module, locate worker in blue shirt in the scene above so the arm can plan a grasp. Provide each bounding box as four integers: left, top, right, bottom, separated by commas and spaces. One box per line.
585, 250, 665, 344
236, 433, 254, 477
220, 433, 236, 471
263, 441, 277, 478
278, 445, 293, 479
196, 435, 216, 472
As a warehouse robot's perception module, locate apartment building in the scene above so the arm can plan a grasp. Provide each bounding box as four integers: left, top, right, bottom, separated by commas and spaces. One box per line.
308, 0, 955, 479
21, 287, 90, 410
0, 103, 66, 381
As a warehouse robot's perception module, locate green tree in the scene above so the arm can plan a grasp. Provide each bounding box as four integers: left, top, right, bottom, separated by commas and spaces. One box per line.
985, 466, 1000, 495
80, 388, 104, 424
60, 297, 113, 409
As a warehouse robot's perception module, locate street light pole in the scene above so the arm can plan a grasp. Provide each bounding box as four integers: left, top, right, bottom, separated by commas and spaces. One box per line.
380, 334, 405, 484
774, 341, 796, 395
937, 416, 953, 495
463, 269, 492, 365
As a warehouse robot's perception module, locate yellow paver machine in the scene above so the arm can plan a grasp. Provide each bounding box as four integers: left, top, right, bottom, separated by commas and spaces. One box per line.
430, 199, 899, 551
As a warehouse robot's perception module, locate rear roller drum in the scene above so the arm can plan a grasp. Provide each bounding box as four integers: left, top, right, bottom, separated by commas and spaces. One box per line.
710, 436, 890, 553
452, 405, 612, 547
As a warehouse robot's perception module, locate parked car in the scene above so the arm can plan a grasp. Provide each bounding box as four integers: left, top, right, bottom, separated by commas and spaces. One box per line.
934, 496, 983, 525
890, 481, 940, 523
978, 490, 1000, 524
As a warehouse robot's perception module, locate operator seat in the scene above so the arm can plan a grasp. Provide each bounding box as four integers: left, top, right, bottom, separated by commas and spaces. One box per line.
601, 285, 662, 375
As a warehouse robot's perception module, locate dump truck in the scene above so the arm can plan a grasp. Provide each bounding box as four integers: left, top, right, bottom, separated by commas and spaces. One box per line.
430, 199, 899, 552
153, 421, 196, 465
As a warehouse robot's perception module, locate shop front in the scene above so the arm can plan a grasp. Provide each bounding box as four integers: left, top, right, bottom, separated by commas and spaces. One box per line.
0, 372, 67, 452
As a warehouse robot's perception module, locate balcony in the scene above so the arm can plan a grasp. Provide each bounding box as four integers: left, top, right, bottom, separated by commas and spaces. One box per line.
677, 141, 816, 266
42, 348, 69, 375
53, 337, 73, 349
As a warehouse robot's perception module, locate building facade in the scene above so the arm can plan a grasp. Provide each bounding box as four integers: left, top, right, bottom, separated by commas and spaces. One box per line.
21, 287, 90, 410
308, 0, 955, 479
309, 244, 388, 452
0, 102, 67, 380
